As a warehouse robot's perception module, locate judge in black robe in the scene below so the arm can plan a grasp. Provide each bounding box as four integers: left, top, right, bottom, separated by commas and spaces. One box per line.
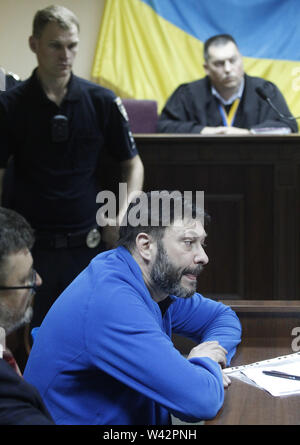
157, 34, 297, 135
157, 74, 297, 134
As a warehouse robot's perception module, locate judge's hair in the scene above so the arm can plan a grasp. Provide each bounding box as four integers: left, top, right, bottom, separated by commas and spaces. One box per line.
204, 34, 238, 61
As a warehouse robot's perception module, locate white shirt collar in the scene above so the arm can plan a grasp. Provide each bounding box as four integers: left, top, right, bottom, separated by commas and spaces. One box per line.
211, 77, 245, 106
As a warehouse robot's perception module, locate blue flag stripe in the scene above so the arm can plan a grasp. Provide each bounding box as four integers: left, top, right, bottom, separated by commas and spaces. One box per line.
140, 0, 300, 61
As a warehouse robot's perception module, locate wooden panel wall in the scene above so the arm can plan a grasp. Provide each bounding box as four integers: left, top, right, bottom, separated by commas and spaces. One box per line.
100, 134, 300, 301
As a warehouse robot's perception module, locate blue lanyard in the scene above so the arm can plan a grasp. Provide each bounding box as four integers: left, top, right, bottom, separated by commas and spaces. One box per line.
218, 98, 240, 127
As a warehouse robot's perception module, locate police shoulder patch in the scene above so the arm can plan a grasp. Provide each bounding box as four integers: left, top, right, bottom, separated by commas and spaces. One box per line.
115, 97, 129, 121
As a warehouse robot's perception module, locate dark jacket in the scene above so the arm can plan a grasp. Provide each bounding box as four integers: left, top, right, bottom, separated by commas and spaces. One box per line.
5, 74, 21, 91
0, 359, 54, 425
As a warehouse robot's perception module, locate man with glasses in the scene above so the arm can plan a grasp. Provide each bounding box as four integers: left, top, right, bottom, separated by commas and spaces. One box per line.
0, 206, 54, 424
0, 270, 38, 337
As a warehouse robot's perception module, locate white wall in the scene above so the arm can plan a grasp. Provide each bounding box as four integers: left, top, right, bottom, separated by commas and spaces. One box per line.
0, 0, 105, 80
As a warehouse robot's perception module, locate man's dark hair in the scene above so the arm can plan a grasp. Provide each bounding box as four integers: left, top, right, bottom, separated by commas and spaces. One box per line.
0, 207, 34, 285
204, 34, 238, 61
118, 190, 207, 253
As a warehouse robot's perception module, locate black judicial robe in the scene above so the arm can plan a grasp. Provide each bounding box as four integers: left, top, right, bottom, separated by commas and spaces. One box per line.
157, 74, 298, 133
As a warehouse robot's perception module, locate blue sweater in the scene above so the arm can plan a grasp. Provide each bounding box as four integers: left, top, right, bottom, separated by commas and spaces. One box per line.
24, 247, 241, 425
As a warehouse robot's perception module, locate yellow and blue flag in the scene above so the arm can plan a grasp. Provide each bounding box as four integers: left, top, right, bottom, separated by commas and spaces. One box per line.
92, 0, 300, 115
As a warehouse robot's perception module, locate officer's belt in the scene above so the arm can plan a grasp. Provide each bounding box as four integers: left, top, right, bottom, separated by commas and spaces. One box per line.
34, 228, 101, 249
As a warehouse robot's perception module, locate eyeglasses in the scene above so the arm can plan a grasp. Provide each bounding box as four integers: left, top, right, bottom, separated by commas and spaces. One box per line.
0, 269, 39, 295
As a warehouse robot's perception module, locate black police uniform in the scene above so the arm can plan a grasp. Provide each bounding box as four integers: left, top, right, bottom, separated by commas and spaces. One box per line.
5, 74, 21, 91
0, 73, 20, 94
0, 69, 138, 328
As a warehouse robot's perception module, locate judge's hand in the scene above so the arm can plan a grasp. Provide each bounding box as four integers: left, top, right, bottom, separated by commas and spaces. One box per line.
201, 126, 250, 135
223, 126, 250, 135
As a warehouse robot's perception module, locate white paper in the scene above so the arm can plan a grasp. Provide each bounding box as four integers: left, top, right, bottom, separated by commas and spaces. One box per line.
251, 127, 291, 135
242, 362, 300, 397
224, 352, 300, 395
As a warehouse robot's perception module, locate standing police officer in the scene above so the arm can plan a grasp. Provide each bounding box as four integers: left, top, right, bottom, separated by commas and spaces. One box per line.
0, 6, 144, 331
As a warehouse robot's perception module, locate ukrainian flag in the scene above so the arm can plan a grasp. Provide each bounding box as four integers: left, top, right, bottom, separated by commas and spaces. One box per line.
92, 0, 300, 116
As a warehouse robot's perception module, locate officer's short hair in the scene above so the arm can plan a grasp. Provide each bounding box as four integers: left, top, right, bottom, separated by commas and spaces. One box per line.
32, 5, 80, 38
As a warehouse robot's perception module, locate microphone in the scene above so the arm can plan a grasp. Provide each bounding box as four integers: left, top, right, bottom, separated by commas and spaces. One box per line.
255, 86, 300, 121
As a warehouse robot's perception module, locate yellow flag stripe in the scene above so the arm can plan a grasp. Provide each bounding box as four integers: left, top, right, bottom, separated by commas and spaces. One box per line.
92, 0, 300, 118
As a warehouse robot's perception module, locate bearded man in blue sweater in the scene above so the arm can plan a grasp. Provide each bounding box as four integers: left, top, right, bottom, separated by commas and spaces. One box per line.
24, 191, 241, 425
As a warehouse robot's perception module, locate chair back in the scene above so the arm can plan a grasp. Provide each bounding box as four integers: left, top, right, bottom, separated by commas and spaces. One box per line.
122, 99, 158, 133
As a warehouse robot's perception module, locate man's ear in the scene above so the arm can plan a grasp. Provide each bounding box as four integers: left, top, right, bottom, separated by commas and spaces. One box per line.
203, 61, 209, 76
135, 232, 155, 262
29, 36, 37, 54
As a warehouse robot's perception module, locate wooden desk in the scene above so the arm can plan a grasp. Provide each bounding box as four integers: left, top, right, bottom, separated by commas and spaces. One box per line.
205, 345, 300, 425
173, 299, 300, 353
204, 300, 300, 425
125, 134, 300, 301
172, 300, 300, 424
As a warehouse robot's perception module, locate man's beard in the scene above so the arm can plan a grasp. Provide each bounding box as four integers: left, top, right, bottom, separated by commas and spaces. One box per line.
150, 240, 203, 299
0, 302, 33, 335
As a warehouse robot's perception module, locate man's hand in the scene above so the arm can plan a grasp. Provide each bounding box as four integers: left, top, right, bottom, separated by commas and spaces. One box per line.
187, 341, 227, 368
223, 126, 250, 135
187, 341, 231, 388
201, 126, 250, 135
221, 367, 231, 388
201, 126, 228, 135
